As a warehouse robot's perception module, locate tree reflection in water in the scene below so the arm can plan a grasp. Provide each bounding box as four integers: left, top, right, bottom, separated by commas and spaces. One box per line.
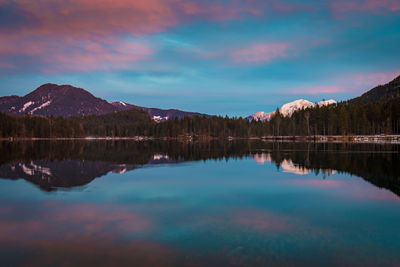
0, 140, 399, 195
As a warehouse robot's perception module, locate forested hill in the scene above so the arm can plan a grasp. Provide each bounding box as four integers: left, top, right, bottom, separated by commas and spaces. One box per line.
349, 74, 400, 104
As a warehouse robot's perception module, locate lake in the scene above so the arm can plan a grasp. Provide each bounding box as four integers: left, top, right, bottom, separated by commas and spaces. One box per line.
0, 140, 399, 266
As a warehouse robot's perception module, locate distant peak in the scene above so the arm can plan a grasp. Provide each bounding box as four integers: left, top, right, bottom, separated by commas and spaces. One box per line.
280, 99, 314, 117
25, 83, 59, 97
32, 83, 91, 93
35, 83, 87, 91
317, 99, 337, 106
40, 83, 59, 87
248, 98, 337, 121
34, 83, 59, 91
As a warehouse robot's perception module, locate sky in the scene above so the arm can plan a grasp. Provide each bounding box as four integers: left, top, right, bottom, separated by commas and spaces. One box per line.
0, 0, 399, 116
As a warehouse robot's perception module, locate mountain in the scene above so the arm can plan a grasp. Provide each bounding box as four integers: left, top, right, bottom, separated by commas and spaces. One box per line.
248, 74, 400, 122
0, 83, 208, 120
110, 101, 206, 122
280, 99, 315, 117
349, 74, 400, 104
317, 99, 337, 106
0, 83, 118, 117
247, 99, 337, 122
248, 111, 275, 122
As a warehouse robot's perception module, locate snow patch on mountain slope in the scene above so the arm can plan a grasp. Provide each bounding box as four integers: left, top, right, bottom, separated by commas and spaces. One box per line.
153, 115, 169, 122
30, 100, 52, 114
19, 101, 34, 112
111, 101, 129, 108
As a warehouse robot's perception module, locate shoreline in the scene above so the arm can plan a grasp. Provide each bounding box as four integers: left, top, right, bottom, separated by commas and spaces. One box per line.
260, 135, 400, 144
1, 135, 400, 144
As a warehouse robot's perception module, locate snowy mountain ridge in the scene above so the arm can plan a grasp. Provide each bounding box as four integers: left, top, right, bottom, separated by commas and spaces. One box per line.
247, 99, 337, 122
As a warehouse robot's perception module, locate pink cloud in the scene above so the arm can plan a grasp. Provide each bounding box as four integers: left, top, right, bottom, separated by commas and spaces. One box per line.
1, 0, 262, 40
179, 0, 263, 20
331, 0, 400, 14
330, 70, 399, 95
47, 40, 153, 73
270, 1, 315, 13
285, 70, 399, 96
232, 43, 290, 64
0, 0, 262, 73
287, 85, 346, 95
0, 62, 16, 69
350, 71, 400, 88
0, 36, 154, 72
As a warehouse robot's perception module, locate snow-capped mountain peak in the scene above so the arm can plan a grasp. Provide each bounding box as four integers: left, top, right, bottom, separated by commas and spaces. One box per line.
317, 99, 337, 106
279, 99, 314, 117
247, 98, 337, 121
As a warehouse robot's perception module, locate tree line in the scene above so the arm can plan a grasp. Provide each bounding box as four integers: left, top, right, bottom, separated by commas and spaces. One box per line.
0, 97, 399, 138
268, 98, 400, 136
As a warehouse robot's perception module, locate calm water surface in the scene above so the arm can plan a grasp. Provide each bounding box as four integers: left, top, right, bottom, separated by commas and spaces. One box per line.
0, 141, 399, 266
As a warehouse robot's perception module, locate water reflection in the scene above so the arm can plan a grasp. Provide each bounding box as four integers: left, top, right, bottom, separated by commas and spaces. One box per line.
254, 154, 312, 175
0, 140, 399, 196
1, 141, 400, 266
0, 201, 175, 266
0, 160, 138, 191
233, 210, 291, 231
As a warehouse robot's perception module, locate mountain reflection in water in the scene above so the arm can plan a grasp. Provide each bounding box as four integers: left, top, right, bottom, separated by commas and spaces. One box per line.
0, 140, 399, 196
1, 140, 400, 267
